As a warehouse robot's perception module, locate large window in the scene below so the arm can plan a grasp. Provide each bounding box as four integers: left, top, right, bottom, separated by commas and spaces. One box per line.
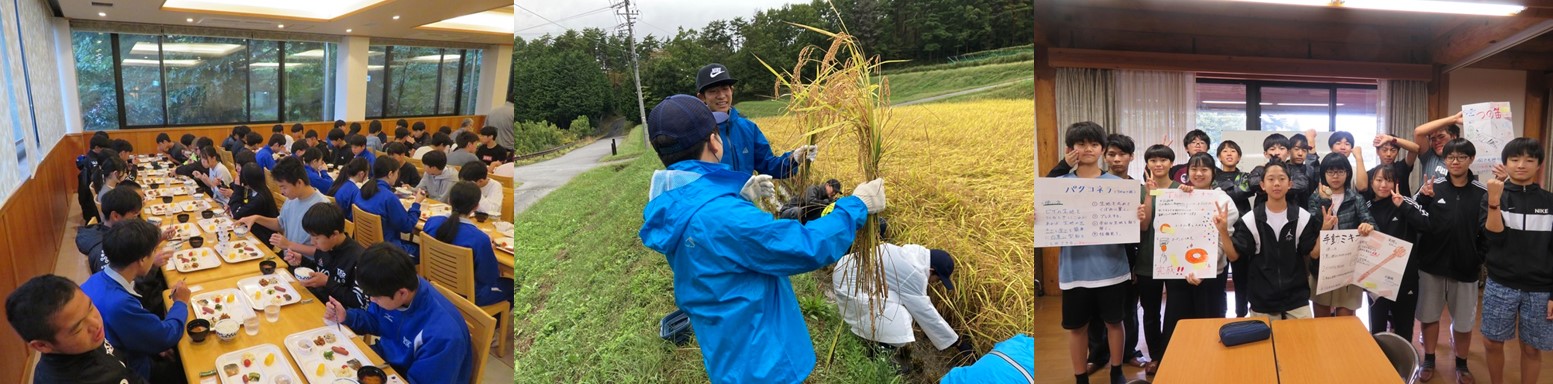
71, 31, 336, 129
1196, 78, 1381, 165
366, 45, 481, 118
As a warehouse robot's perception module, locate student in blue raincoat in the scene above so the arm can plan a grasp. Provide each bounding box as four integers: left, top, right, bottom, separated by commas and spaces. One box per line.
695, 63, 818, 177
639, 94, 887, 383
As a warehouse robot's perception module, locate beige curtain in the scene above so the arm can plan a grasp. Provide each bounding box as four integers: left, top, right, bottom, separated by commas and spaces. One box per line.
1114, 70, 1197, 178
1385, 80, 1428, 190
1055, 68, 1116, 139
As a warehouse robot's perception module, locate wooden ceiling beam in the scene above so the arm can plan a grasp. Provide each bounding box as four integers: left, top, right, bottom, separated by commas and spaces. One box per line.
1049, 48, 1434, 80
1431, 16, 1553, 71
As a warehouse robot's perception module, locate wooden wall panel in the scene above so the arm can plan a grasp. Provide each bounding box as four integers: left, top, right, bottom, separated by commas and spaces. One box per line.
0, 135, 84, 383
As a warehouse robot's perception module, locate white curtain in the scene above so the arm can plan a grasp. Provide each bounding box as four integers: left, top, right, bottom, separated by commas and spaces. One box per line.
0, 0, 34, 204
1055, 68, 1116, 138
17, 0, 65, 165
1115, 70, 1197, 178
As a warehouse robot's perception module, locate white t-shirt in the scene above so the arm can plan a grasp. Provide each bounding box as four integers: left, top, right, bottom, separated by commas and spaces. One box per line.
1266, 207, 1289, 235
1330, 193, 1344, 212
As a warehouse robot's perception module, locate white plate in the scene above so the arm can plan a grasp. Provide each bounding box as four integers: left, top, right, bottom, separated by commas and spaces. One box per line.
180, 199, 212, 213
173, 247, 220, 273
213, 343, 300, 384
284, 327, 374, 383
493, 237, 514, 253
417, 204, 451, 221
235, 273, 301, 310
191, 288, 257, 323
215, 239, 265, 264
199, 217, 235, 235
146, 203, 179, 216
167, 223, 202, 240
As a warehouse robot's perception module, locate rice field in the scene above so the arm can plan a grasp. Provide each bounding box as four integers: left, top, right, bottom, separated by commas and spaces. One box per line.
755, 98, 1036, 351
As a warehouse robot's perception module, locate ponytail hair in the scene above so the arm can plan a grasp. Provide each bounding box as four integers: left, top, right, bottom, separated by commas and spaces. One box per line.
359, 156, 399, 200
328, 157, 370, 195
436, 182, 481, 243
93, 149, 126, 193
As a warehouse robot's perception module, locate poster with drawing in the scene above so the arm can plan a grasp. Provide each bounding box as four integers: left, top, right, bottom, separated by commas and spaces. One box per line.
1462, 102, 1514, 182
1035, 178, 1141, 247
1151, 189, 1220, 279
1316, 230, 1414, 301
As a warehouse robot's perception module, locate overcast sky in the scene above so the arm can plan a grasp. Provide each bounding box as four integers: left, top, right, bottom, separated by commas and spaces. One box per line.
516, 0, 810, 39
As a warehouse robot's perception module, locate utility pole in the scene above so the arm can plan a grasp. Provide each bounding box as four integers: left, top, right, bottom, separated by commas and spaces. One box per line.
615, 0, 648, 146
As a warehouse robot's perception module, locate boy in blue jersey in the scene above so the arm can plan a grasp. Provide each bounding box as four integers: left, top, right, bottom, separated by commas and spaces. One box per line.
324, 243, 472, 384
638, 94, 885, 383
80, 219, 190, 382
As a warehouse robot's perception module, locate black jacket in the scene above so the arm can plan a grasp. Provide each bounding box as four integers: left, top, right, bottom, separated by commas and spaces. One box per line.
1413, 175, 1489, 282
1369, 194, 1433, 293
229, 187, 279, 247
1215, 169, 1253, 215
32, 342, 146, 384
1483, 183, 1553, 292
396, 161, 422, 189
1231, 200, 1323, 314
310, 237, 368, 308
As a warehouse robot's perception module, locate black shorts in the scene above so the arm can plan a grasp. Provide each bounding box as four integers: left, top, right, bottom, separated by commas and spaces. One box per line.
1062, 282, 1128, 329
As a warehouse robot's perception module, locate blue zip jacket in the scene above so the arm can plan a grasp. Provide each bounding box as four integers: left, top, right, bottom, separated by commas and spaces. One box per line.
639, 160, 869, 383
343, 278, 473, 384
334, 181, 360, 220
718, 108, 797, 178
81, 269, 188, 380
424, 216, 506, 306
939, 334, 1035, 384
255, 146, 277, 170
356, 149, 377, 167
356, 179, 421, 255
306, 165, 334, 194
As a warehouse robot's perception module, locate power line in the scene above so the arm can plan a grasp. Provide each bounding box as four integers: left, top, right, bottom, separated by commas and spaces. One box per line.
515, 5, 617, 33
515, 4, 571, 30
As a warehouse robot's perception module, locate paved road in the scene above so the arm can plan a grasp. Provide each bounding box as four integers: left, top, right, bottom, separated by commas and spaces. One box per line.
513, 136, 632, 216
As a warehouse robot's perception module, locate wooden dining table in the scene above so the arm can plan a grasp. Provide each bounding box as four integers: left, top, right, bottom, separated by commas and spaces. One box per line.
138, 172, 291, 285
162, 272, 402, 384
1154, 316, 1402, 384
399, 196, 515, 277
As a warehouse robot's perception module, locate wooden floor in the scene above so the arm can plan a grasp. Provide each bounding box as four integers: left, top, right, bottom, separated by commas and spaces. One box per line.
1035, 290, 1546, 384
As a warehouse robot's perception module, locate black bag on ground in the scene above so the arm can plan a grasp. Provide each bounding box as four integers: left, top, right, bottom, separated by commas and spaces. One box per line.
1219, 319, 1271, 346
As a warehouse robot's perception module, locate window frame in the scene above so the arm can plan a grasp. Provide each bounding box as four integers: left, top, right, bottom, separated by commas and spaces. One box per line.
1196, 78, 1378, 132
368, 45, 474, 119
84, 31, 335, 129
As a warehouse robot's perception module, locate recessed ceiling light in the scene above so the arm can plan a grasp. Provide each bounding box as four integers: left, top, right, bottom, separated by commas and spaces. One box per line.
162, 0, 388, 21
186, 17, 194, 22
277, 24, 285, 28
345, 28, 352, 33
97, 12, 106, 17
392, 15, 400, 20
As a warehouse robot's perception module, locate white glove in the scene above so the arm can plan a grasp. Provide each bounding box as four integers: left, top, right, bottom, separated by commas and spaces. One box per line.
852, 178, 886, 213
740, 174, 775, 202
791, 145, 818, 162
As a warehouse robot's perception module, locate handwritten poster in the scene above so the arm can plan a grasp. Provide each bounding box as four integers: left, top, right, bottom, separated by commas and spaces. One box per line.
1035, 177, 1141, 247
1151, 190, 1221, 279
1316, 230, 1414, 301
1462, 102, 1515, 182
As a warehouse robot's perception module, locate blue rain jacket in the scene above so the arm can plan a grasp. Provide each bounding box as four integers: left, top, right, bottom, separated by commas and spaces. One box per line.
718, 108, 797, 178
640, 160, 869, 383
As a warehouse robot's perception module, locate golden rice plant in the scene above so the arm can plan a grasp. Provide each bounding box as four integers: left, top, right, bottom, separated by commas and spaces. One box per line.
756, 21, 903, 319
757, 99, 1036, 352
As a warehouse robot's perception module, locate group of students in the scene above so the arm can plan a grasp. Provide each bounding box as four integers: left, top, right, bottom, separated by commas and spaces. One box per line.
636, 63, 1033, 384
1054, 114, 1553, 384
7, 120, 516, 383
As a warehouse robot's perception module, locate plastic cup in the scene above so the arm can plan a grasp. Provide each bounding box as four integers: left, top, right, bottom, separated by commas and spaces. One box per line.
243, 315, 259, 336
265, 303, 280, 323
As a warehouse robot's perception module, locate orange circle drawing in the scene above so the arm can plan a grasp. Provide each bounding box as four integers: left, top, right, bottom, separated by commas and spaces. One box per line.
1185, 248, 1208, 264
1160, 244, 1167, 252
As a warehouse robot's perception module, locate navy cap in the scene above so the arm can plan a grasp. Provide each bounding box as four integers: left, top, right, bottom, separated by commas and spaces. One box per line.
929, 249, 955, 291
649, 94, 719, 156
696, 63, 738, 94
